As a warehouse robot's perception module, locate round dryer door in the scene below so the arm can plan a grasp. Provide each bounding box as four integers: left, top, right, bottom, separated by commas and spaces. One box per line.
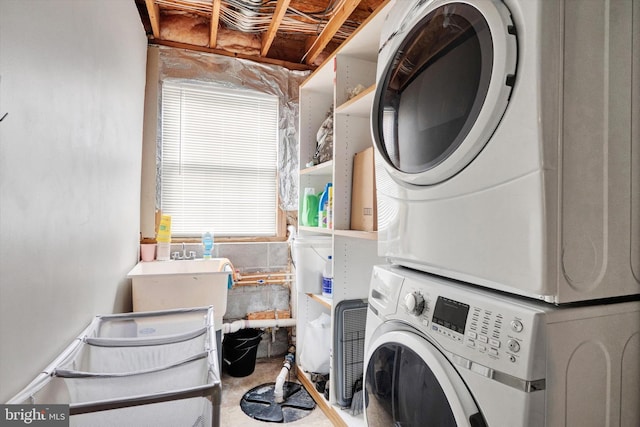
364, 330, 485, 427
372, 0, 517, 186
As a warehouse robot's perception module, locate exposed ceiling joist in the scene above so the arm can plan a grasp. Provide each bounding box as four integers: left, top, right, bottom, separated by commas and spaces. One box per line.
261, 0, 291, 57
152, 39, 312, 71
135, 0, 385, 69
145, 0, 161, 38
303, 0, 363, 65
209, 0, 222, 48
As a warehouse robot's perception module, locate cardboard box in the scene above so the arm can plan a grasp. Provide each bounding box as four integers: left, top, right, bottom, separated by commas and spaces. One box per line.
350, 147, 377, 231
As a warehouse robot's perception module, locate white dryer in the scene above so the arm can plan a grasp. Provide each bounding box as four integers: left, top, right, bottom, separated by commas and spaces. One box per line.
364, 265, 640, 426
372, 0, 640, 303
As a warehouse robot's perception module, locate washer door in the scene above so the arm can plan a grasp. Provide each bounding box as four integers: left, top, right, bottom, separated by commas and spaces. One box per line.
372, 0, 517, 186
364, 330, 485, 427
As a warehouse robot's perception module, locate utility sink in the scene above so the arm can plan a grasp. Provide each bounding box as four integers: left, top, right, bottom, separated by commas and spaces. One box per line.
127, 258, 234, 331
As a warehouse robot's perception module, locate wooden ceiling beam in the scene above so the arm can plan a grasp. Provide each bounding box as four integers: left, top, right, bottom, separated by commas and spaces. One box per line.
261, 0, 291, 57
145, 0, 161, 38
209, 0, 222, 48
150, 38, 313, 72
303, 0, 362, 65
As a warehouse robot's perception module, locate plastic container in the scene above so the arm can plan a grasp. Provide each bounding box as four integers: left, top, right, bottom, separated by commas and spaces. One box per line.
292, 236, 332, 294
156, 242, 171, 261
322, 255, 333, 298
202, 231, 214, 259
327, 186, 334, 229
301, 188, 319, 227
222, 329, 263, 377
140, 243, 157, 262
318, 182, 332, 228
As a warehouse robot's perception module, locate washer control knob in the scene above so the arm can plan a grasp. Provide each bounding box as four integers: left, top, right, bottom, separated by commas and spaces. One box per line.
507, 339, 521, 353
510, 320, 524, 333
404, 292, 425, 316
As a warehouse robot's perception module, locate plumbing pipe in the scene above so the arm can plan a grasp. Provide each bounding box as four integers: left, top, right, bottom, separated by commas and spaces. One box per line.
274, 351, 295, 403
222, 318, 297, 334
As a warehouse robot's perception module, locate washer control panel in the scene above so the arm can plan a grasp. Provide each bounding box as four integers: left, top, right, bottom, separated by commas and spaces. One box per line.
392, 266, 544, 379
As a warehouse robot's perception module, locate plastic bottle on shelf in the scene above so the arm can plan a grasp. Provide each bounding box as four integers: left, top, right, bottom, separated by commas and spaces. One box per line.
327, 186, 334, 229
202, 231, 214, 259
318, 182, 332, 228
301, 188, 319, 227
322, 255, 333, 298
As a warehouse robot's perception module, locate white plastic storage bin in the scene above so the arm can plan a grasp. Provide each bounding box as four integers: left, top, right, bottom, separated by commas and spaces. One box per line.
292, 236, 332, 294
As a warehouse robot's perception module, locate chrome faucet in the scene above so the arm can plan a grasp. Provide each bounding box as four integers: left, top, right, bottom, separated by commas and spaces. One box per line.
172, 243, 196, 260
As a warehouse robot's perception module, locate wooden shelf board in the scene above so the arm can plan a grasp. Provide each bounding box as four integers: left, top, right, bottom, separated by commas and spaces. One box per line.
297, 364, 347, 427
307, 293, 332, 309
296, 364, 366, 427
299, 226, 334, 236
300, 160, 333, 176
299, 227, 377, 240
335, 84, 376, 117
333, 229, 378, 240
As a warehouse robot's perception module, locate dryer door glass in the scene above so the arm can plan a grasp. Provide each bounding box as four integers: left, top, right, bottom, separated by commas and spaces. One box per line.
375, 3, 494, 178
364, 342, 455, 426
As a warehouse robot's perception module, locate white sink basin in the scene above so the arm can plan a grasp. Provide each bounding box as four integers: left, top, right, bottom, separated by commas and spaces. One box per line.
128, 258, 233, 276
127, 258, 234, 331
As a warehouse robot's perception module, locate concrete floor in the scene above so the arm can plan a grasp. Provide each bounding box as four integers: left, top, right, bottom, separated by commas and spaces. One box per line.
220, 357, 333, 426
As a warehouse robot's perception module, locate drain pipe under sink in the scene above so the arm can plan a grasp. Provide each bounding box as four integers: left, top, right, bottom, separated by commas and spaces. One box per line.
221, 317, 298, 402
274, 349, 296, 403
222, 318, 296, 334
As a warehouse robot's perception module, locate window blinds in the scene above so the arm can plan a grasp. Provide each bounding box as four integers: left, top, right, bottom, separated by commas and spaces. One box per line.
160, 81, 279, 237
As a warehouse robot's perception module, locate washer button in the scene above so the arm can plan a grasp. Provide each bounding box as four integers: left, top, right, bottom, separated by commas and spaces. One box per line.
507, 339, 521, 353
511, 320, 524, 332
489, 338, 500, 348
478, 335, 488, 343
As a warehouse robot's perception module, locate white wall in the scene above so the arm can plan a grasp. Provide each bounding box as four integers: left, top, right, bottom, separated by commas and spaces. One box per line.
0, 0, 147, 401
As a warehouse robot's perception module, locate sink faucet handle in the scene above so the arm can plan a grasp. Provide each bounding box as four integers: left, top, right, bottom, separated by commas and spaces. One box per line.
189, 251, 196, 259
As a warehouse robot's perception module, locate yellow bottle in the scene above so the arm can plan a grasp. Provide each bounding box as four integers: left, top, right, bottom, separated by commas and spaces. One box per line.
156, 214, 172, 243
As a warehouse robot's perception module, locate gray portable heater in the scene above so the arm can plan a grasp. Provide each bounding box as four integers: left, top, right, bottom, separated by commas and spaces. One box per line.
333, 299, 368, 407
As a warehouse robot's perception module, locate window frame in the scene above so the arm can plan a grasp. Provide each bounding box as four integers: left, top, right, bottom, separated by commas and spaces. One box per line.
155, 80, 288, 242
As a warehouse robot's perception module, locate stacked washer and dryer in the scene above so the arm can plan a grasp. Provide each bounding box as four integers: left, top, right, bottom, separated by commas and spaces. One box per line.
363, 1, 640, 426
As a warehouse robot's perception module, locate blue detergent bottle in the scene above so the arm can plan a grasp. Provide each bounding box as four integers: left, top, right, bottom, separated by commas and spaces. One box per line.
202, 231, 214, 259
318, 182, 332, 228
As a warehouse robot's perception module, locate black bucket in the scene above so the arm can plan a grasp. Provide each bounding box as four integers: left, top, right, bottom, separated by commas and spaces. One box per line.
222, 328, 263, 377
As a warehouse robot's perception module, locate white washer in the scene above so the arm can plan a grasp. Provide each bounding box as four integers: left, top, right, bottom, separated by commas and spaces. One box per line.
372, 0, 640, 303
364, 265, 640, 426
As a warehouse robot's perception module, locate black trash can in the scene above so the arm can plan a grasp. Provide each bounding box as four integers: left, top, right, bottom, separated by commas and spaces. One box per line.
222, 328, 263, 377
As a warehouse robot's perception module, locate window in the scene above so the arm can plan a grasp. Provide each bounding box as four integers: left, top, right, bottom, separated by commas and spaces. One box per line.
160, 81, 279, 237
